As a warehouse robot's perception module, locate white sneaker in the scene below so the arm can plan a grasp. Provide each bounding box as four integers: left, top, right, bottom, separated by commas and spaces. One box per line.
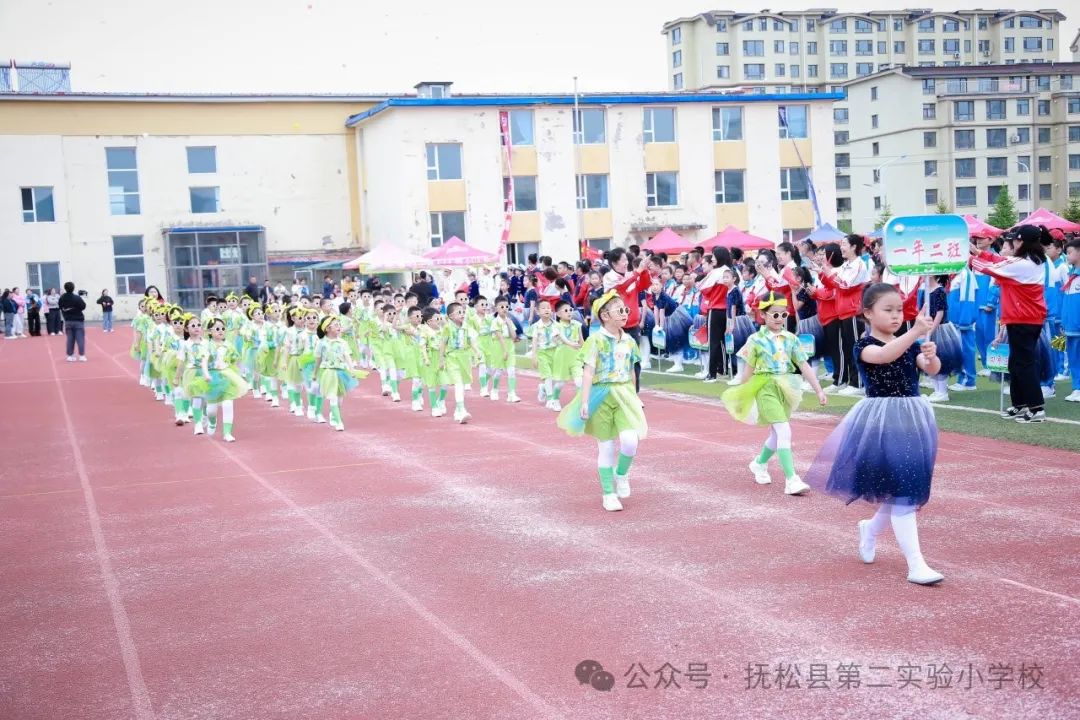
702, 376, 719, 384
1055, 373, 1070, 382
164, 395, 174, 407
306, 407, 316, 420
838, 386, 864, 397
1065, 390, 1080, 402
270, 397, 280, 408
332, 421, 345, 432
537, 385, 548, 402
823, 383, 843, 395
726, 377, 741, 386
615, 474, 631, 499
506, 393, 521, 403
490, 390, 500, 402
546, 399, 562, 412
314, 414, 327, 424
412, 399, 424, 412
784, 475, 811, 496
391, 392, 401, 403
223, 433, 236, 443
926, 391, 950, 403
293, 406, 305, 417
480, 386, 489, 398
78, 356, 87, 362
381, 385, 391, 397
455, 410, 471, 424
252, 390, 262, 399
193, 422, 204, 436
668, 362, 684, 373
694, 369, 709, 379
155, 392, 165, 401
748, 460, 772, 485
601, 493, 623, 512
858, 520, 876, 563
907, 562, 944, 585
978, 368, 992, 377
1041, 385, 1056, 399
432, 407, 441, 418
948, 383, 975, 392
206, 423, 217, 437
66, 356, 76, 362
139, 376, 148, 386
641, 360, 652, 370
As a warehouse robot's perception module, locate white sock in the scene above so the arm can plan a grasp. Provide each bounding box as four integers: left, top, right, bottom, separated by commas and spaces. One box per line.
866, 504, 892, 536
222, 400, 234, 425
890, 507, 928, 570
454, 383, 466, 412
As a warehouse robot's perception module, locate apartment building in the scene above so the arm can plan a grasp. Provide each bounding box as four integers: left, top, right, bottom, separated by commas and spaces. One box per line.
838, 63, 1080, 230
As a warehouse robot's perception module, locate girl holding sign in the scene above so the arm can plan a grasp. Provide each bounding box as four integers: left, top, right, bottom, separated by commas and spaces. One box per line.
805, 284, 944, 585
970, 226, 1049, 423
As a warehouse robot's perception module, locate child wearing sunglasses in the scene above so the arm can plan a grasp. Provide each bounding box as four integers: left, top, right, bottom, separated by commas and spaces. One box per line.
721, 292, 827, 496
557, 291, 648, 512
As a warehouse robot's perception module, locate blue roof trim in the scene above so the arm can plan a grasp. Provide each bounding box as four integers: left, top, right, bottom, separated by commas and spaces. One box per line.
345, 92, 846, 127
164, 225, 265, 234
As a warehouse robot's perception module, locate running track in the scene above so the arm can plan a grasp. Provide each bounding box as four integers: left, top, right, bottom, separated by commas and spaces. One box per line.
1, 329, 1077, 719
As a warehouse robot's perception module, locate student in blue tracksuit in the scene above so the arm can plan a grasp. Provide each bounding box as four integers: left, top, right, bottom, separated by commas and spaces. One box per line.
948, 267, 979, 391
1046, 238, 1068, 381
971, 236, 997, 374
1061, 239, 1080, 403
1041, 247, 1065, 396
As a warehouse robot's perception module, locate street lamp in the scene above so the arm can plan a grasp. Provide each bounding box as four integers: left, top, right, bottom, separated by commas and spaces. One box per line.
1016, 159, 1031, 218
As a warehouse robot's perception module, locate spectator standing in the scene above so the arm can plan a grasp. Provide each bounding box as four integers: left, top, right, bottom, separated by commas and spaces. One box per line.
27, 294, 42, 336
322, 274, 335, 297
243, 275, 259, 302
59, 281, 87, 361
96, 289, 115, 332
259, 280, 275, 305
11, 287, 26, 337
45, 288, 62, 334
1, 289, 16, 338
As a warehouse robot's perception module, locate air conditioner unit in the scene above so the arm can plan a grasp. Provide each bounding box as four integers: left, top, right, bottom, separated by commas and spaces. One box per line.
953, 53, 961, 59
1010, 134, 1022, 143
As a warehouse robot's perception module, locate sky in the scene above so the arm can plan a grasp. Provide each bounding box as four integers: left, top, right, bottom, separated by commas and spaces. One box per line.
1, 0, 1077, 95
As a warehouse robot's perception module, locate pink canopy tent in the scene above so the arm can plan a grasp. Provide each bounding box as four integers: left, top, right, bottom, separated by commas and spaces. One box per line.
963, 215, 1004, 239
342, 243, 429, 271
701, 225, 775, 251
641, 227, 693, 253
423, 237, 499, 267
1012, 209, 1080, 233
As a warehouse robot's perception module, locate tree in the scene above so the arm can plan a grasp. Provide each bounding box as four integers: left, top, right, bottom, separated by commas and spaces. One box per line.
1063, 194, 1080, 224
987, 187, 1018, 229
935, 199, 951, 214
837, 219, 853, 233
874, 201, 893, 230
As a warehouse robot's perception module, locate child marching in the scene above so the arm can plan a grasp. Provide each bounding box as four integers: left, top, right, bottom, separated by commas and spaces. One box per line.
442, 302, 481, 424
175, 314, 210, 435
201, 317, 251, 442
313, 315, 366, 431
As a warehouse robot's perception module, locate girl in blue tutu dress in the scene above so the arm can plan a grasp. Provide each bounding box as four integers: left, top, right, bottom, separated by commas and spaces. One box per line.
926, 275, 964, 403
557, 291, 648, 513
805, 284, 945, 585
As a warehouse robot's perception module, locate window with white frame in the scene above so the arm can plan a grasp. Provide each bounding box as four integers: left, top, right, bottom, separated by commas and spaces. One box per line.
712, 107, 743, 140
573, 108, 606, 144
673, 73, 684, 89
778, 105, 808, 138
113, 235, 146, 295
643, 108, 676, 143
646, 172, 678, 207
743, 40, 764, 56
186, 146, 217, 174
780, 168, 810, 201
106, 147, 140, 216
717, 65, 731, 79
673, 50, 682, 68
716, 42, 729, 55
20, 187, 54, 222
575, 174, 609, 209
671, 27, 682, 45
744, 64, 765, 80
189, 187, 220, 213
425, 143, 463, 180
430, 211, 466, 247
714, 170, 745, 203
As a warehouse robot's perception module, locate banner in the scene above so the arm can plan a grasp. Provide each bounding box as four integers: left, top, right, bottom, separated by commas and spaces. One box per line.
986, 344, 1010, 373
883, 214, 969, 276
497, 110, 514, 262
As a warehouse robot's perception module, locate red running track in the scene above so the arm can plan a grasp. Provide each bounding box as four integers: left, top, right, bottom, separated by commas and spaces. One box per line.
0, 328, 1077, 719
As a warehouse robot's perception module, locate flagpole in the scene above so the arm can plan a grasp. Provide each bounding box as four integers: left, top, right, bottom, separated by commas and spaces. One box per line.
573, 76, 586, 260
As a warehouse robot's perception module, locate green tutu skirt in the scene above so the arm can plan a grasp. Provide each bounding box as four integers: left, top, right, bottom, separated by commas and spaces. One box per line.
181, 367, 209, 398
318, 367, 368, 398
285, 355, 304, 386
256, 346, 279, 377
721, 373, 803, 426
204, 367, 250, 403
161, 350, 182, 385
557, 382, 648, 441
298, 350, 317, 384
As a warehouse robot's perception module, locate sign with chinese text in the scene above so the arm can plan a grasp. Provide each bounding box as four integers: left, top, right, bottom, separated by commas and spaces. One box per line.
883, 214, 969, 276
986, 344, 1009, 373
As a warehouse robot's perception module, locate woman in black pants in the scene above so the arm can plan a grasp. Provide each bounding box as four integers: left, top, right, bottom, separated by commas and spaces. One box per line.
700, 247, 734, 381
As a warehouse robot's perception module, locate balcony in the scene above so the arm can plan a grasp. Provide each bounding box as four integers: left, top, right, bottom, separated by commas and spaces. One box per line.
937, 78, 1030, 96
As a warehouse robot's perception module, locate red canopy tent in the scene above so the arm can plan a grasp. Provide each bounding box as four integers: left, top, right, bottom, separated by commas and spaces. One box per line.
963, 215, 1004, 239
1012, 209, 1080, 233
422, 236, 499, 266
701, 225, 775, 251
641, 227, 693, 253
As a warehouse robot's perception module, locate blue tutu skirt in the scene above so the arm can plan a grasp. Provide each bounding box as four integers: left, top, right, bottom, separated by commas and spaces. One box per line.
663, 306, 692, 354
930, 322, 963, 378
805, 396, 937, 509
797, 315, 825, 360
731, 314, 757, 354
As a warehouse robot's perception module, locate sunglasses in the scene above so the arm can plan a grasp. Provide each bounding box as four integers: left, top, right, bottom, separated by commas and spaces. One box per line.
766, 311, 789, 320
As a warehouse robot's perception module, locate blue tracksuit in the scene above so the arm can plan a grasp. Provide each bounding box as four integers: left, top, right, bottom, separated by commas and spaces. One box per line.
973, 271, 995, 367
949, 269, 979, 387
1061, 267, 1080, 392
1042, 259, 1065, 384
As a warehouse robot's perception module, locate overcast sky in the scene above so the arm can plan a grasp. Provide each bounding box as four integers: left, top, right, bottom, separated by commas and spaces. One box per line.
1, 0, 1076, 94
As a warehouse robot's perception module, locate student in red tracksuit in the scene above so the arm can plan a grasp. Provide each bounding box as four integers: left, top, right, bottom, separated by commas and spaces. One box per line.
699, 247, 735, 382
970, 225, 1049, 423
760, 245, 802, 334
813, 235, 870, 396
603, 248, 653, 391
809, 269, 839, 383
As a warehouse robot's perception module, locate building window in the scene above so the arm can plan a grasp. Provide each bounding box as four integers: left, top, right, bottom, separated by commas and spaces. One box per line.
744, 40, 765, 56
1069, 126, 1080, 142
790, 65, 800, 78
830, 19, 847, 33
714, 170, 745, 204
503, 176, 538, 211
922, 103, 936, 120
1019, 184, 1030, 200
943, 39, 960, 54
896, 41, 907, 54
425, 143, 463, 180
871, 114, 879, 129
673, 50, 682, 68
716, 42, 729, 55
956, 186, 976, 206
430, 211, 466, 247
1069, 98, 1080, 114
1023, 37, 1042, 52
893, 18, 903, 31
575, 174, 608, 209
871, 87, 878, 101
165, 229, 265, 309
955, 158, 976, 178
1038, 127, 1051, 144
954, 101, 974, 121
1038, 155, 1051, 172
807, 42, 817, 54
1016, 99, 1030, 116
1038, 100, 1050, 117
943, 19, 960, 32
877, 41, 886, 54
20, 186, 54, 223
643, 107, 676, 142
672, 27, 682, 45
573, 108, 606, 144
186, 146, 217, 174
979, 39, 990, 53
646, 172, 679, 207
673, 73, 684, 90
925, 189, 938, 205
856, 63, 874, 76
918, 40, 935, 55
987, 157, 1008, 177
836, 197, 852, 214
834, 107, 849, 124
921, 78, 935, 95
712, 107, 743, 140
1039, 184, 1052, 200
985, 100, 1006, 120
872, 142, 880, 157
189, 187, 220, 213
835, 152, 850, 168
716, 20, 727, 31
830, 40, 847, 56
873, 196, 882, 210
509, 110, 534, 146
106, 147, 140, 216
836, 175, 851, 190
1004, 37, 1015, 53
1068, 154, 1080, 170
854, 19, 873, 33
744, 63, 765, 80
1016, 127, 1031, 144
778, 105, 808, 138
918, 18, 935, 32
113, 235, 146, 295
834, 131, 849, 145
856, 40, 873, 56
923, 131, 937, 148
775, 64, 786, 77
955, 129, 975, 149
924, 160, 937, 177
759, 18, 767, 31
774, 40, 786, 54
780, 168, 810, 201
807, 64, 818, 78
789, 42, 799, 55
1062, 76, 1074, 91
717, 65, 730, 79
